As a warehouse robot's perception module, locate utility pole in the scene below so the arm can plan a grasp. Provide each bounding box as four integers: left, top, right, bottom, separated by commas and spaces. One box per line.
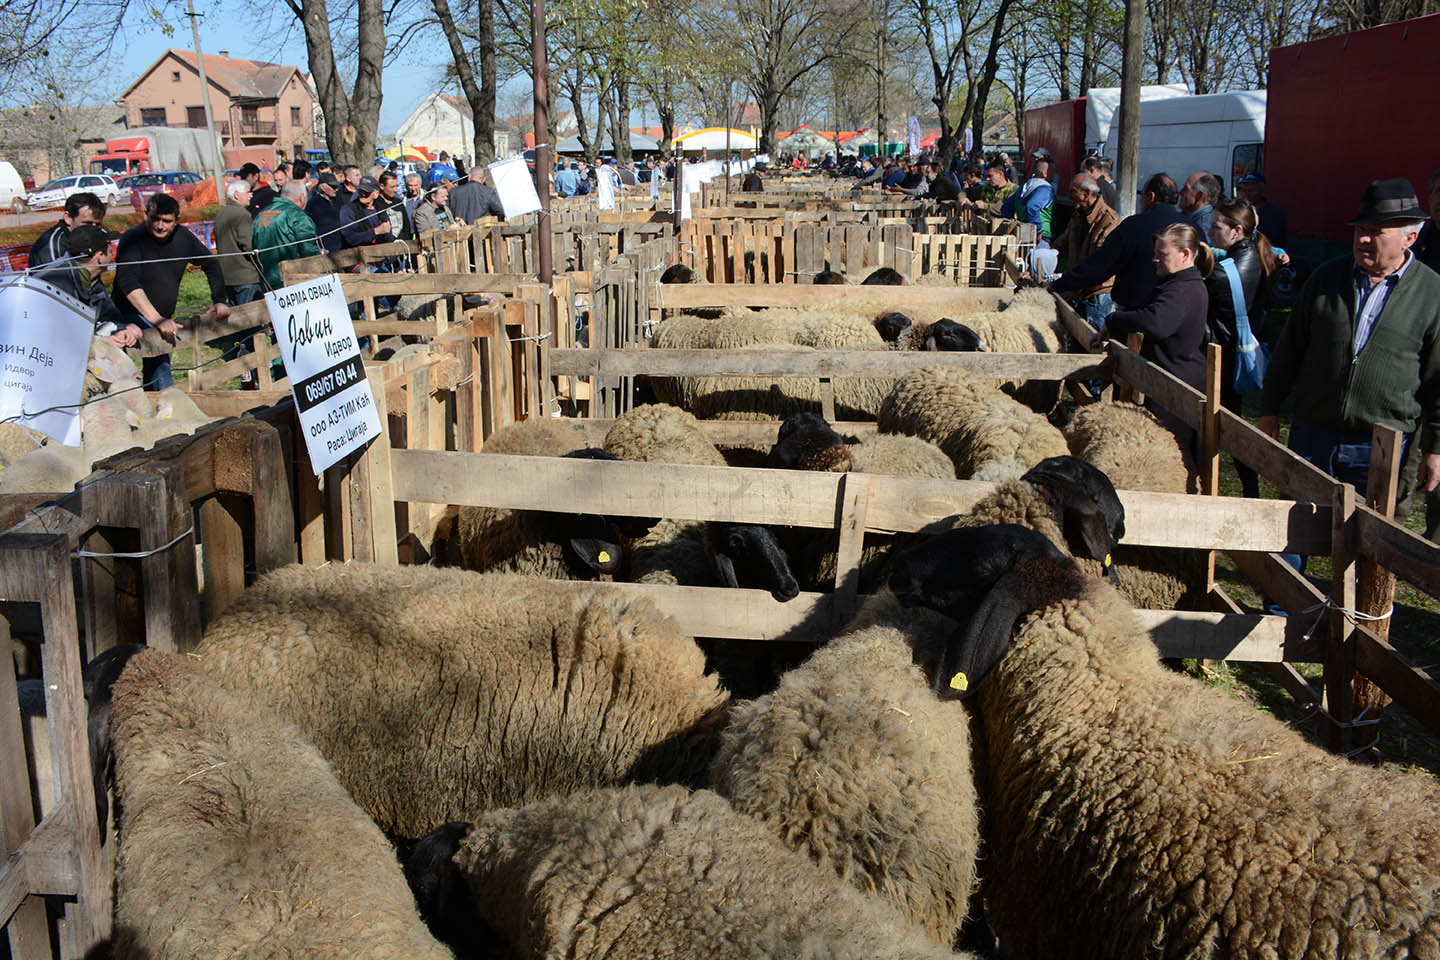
875, 5, 887, 160
1116, 0, 1144, 217
185, 0, 225, 207
531, 0, 553, 284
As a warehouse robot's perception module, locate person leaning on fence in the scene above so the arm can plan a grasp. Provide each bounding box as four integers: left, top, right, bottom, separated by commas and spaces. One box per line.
449, 166, 505, 224
306, 173, 344, 254
253, 181, 322, 291
1052, 174, 1121, 330
29, 191, 106, 269
35, 225, 141, 349
412, 182, 458, 235
1047, 173, 1184, 311
112, 193, 229, 391
1260, 177, 1440, 524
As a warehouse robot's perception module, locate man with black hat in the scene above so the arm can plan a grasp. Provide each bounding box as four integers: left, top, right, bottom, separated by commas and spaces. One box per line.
34, 225, 141, 348
306, 172, 344, 253
1260, 178, 1440, 504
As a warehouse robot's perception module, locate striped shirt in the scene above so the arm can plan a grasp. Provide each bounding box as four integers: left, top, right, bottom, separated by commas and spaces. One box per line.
1353, 250, 1415, 356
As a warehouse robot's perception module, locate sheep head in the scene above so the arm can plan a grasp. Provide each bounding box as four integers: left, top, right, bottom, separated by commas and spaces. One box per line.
708, 522, 800, 603
1020, 456, 1125, 574
890, 524, 1081, 700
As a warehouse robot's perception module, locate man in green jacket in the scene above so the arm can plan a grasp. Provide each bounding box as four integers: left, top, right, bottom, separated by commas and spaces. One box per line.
252, 181, 322, 290
1260, 176, 1440, 497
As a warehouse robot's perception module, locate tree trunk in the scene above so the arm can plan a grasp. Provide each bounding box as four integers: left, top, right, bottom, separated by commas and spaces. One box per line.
564, 69, 592, 159
610, 78, 632, 161
293, 0, 385, 167
431, 0, 497, 167
969, 0, 1016, 156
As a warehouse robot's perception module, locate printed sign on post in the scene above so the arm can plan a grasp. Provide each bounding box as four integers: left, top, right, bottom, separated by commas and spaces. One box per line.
488, 156, 543, 219
0, 276, 96, 446
267, 274, 382, 474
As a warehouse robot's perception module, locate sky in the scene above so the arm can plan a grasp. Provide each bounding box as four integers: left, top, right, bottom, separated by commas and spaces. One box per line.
101, 3, 508, 134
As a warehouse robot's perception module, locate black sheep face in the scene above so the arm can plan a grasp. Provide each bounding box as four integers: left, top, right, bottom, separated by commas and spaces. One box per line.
1020, 456, 1126, 570
768, 412, 855, 471
813, 270, 846, 285
891, 524, 1077, 699
660, 263, 694, 284
406, 821, 505, 959
861, 267, 905, 286
924, 319, 985, 352
84, 643, 146, 841
873, 312, 913, 343
709, 523, 800, 602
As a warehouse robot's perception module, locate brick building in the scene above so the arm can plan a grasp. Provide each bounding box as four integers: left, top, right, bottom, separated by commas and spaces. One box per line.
117, 49, 320, 164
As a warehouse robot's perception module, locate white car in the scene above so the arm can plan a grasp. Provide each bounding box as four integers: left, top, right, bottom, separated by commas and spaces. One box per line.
24, 174, 124, 212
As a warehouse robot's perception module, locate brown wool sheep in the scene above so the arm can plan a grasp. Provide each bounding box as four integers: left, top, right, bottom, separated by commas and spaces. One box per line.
107, 650, 451, 960
892, 527, 1440, 960
443, 784, 966, 959
196, 564, 729, 839
709, 594, 980, 945
878, 366, 1069, 481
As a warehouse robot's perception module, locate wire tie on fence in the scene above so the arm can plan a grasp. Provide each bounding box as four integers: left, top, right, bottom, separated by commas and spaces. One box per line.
73, 525, 194, 559
509, 331, 552, 344
1299, 597, 1393, 642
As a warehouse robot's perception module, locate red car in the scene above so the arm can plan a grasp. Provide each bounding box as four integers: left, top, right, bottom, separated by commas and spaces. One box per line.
128, 171, 207, 211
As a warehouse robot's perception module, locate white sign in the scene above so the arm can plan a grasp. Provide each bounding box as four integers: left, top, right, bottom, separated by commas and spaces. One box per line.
0, 276, 94, 446
596, 166, 616, 209
266, 274, 382, 474
488, 156, 543, 219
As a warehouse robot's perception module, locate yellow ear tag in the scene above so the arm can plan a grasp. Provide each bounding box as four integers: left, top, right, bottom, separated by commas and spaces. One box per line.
949, 672, 969, 692
597, 550, 612, 564
1103, 553, 1112, 568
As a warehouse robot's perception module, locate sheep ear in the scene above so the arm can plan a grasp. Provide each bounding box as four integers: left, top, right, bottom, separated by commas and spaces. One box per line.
1061, 500, 1117, 565
83, 644, 145, 840
570, 537, 622, 575
934, 566, 1031, 701
711, 549, 740, 589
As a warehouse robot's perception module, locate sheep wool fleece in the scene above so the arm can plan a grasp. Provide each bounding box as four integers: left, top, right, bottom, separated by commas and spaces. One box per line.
455, 784, 966, 960
197, 564, 729, 839
108, 651, 450, 960
709, 594, 980, 945
975, 574, 1440, 959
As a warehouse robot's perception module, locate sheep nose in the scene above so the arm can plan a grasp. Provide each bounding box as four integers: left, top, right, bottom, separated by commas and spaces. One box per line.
771, 576, 800, 603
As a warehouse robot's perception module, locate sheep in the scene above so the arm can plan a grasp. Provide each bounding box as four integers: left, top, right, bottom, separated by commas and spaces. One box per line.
708, 593, 980, 946
878, 366, 1069, 481
874, 311, 913, 343
0, 444, 88, 494
849, 432, 955, 480
889, 523, 1440, 960
103, 649, 452, 960
195, 563, 730, 839
603, 403, 799, 602
0, 423, 47, 465
660, 262, 695, 284
457, 418, 636, 580
862, 266, 905, 285
1065, 401, 1203, 609
814, 269, 846, 284
409, 784, 964, 960
648, 308, 894, 421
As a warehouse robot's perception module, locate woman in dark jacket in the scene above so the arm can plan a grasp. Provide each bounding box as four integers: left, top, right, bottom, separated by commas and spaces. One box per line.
1205, 197, 1278, 498
1097, 221, 1213, 389
1095, 222, 1213, 457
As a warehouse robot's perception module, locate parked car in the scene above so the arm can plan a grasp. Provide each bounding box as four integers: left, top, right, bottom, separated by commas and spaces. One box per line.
128, 170, 207, 211
0, 162, 27, 213
24, 173, 124, 211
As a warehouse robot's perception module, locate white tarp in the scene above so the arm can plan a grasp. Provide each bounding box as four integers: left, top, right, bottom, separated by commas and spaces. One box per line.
488, 156, 543, 219
0, 276, 93, 445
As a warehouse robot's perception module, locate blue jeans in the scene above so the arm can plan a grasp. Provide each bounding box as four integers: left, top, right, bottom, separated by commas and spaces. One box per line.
126, 313, 173, 391
1270, 420, 1410, 609
1077, 293, 1113, 332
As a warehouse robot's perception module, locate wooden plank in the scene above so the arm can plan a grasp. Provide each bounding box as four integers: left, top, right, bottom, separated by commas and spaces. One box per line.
1353, 628, 1440, 739
389, 451, 1332, 552
1353, 424, 1403, 722
1217, 408, 1337, 504
656, 283, 1002, 310
554, 418, 879, 448
549, 348, 1103, 381
0, 534, 109, 954
1203, 344, 1223, 594
362, 368, 399, 566
1324, 483, 1357, 751
198, 496, 246, 622
1353, 504, 1440, 602
0, 618, 50, 957
832, 472, 871, 614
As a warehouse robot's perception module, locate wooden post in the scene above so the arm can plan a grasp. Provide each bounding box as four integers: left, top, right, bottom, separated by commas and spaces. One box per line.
1202, 343, 1223, 596
1323, 482, 1357, 752
0, 618, 51, 958
1353, 424, 1404, 730
832, 472, 871, 623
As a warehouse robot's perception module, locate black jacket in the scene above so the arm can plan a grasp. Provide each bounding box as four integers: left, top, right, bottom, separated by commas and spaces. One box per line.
1050, 203, 1184, 308
1416, 221, 1440, 275
1096, 178, 1118, 212
1204, 238, 1268, 349
1107, 265, 1209, 389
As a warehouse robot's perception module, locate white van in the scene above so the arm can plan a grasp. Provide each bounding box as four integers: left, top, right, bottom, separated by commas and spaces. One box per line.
1101, 90, 1266, 197
0, 162, 27, 213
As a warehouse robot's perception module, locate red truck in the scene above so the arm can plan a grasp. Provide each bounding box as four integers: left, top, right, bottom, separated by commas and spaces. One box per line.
1265, 13, 1440, 245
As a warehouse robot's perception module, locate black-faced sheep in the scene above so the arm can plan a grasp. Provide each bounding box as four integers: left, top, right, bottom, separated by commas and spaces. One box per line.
891, 524, 1440, 959
660, 263, 695, 283
103, 649, 452, 960
878, 366, 1069, 481
862, 266, 905, 285
874, 311, 913, 343
709, 593, 980, 946
814, 269, 846, 284
195, 564, 730, 839
409, 784, 965, 960
603, 403, 799, 602
457, 418, 643, 580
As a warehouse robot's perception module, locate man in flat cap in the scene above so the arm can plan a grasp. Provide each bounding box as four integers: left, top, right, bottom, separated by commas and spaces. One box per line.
1261, 177, 1440, 514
